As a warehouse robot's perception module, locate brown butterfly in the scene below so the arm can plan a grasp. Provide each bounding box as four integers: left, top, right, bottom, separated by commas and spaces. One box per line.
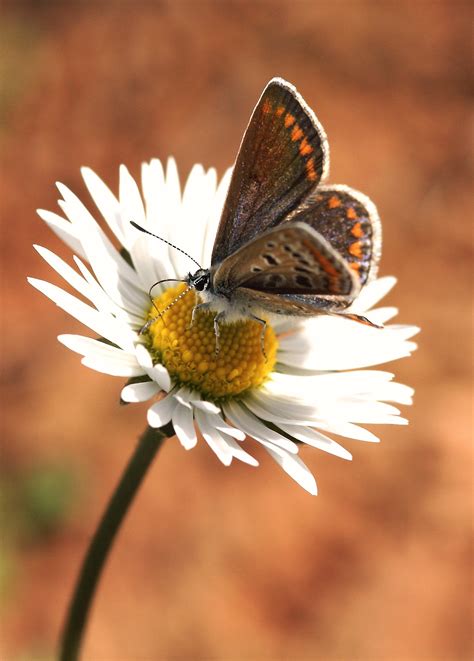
133, 78, 382, 346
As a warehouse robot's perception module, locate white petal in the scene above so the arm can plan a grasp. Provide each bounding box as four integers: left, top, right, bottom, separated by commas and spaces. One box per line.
165, 158, 182, 203
161, 158, 183, 274
58, 334, 138, 364
310, 399, 402, 422
147, 394, 177, 428
375, 382, 414, 405
141, 159, 166, 234
194, 409, 233, 466
57, 335, 143, 376
127, 233, 164, 293
280, 317, 419, 371
37, 209, 87, 260
264, 445, 318, 495
196, 167, 218, 265
73, 256, 143, 324
172, 164, 212, 276
121, 381, 160, 403
219, 433, 259, 467
119, 165, 147, 248
348, 276, 397, 313
81, 356, 144, 377
173, 387, 194, 409
251, 389, 318, 417
28, 278, 135, 350
366, 306, 399, 324
202, 166, 232, 266
244, 393, 317, 426
56, 183, 148, 314
134, 344, 172, 392
314, 420, 380, 442
172, 402, 197, 450
191, 399, 221, 415
34, 245, 102, 306
204, 412, 246, 441
267, 370, 395, 399
81, 167, 125, 245
140, 159, 178, 280
223, 401, 298, 454
149, 363, 172, 393
278, 424, 352, 460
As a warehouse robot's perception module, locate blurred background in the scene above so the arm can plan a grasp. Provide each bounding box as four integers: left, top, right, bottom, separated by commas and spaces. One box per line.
1, 1, 472, 659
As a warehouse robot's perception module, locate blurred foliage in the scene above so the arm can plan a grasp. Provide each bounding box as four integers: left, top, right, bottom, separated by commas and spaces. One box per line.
0, 14, 42, 132
0, 463, 78, 610
1, 463, 78, 544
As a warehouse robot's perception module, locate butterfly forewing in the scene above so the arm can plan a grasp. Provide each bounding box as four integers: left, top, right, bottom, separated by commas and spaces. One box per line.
212, 78, 329, 265
289, 185, 382, 286
212, 222, 357, 297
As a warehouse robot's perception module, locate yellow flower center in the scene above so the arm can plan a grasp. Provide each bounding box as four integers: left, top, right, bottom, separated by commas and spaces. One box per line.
145, 284, 278, 400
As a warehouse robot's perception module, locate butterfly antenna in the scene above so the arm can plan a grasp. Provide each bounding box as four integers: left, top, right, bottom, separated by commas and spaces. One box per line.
130, 221, 202, 269
147, 278, 185, 299
139, 285, 194, 335
142, 278, 187, 332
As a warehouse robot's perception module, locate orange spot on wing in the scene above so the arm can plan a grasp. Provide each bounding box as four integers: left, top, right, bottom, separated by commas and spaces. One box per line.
351, 221, 364, 238
305, 158, 317, 181
276, 105, 285, 116
346, 207, 357, 219
303, 241, 342, 291
348, 241, 363, 258
350, 262, 361, 274
284, 113, 295, 127
328, 195, 342, 209
262, 99, 272, 114
291, 125, 304, 141
318, 255, 344, 292
299, 138, 313, 156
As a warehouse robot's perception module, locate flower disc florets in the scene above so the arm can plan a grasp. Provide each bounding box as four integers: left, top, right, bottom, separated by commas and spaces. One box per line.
146, 284, 278, 400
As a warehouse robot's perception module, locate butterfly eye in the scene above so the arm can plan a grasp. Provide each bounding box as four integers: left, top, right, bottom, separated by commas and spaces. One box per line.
189, 270, 210, 291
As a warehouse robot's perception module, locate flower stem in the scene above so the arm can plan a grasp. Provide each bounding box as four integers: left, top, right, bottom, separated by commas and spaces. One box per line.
59, 423, 174, 661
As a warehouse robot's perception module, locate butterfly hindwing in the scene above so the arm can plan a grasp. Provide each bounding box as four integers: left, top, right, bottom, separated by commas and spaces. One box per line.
211, 78, 329, 265
232, 288, 354, 316
289, 185, 382, 286
211, 222, 358, 297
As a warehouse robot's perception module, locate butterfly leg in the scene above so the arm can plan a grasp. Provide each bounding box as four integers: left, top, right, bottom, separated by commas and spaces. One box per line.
249, 314, 268, 362
189, 300, 211, 330
213, 311, 226, 355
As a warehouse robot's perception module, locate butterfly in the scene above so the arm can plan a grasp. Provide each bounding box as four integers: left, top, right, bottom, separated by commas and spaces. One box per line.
132, 77, 382, 348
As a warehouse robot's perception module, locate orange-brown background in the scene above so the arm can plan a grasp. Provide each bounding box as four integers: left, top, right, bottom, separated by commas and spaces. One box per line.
1, 1, 472, 659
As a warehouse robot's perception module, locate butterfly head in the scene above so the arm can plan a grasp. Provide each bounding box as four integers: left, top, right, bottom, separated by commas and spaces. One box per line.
187, 268, 211, 292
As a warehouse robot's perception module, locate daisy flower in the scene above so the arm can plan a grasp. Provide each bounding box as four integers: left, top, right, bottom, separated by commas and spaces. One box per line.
28, 159, 418, 495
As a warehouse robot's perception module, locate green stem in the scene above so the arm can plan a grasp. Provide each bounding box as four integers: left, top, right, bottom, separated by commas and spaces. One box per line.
59, 423, 174, 661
